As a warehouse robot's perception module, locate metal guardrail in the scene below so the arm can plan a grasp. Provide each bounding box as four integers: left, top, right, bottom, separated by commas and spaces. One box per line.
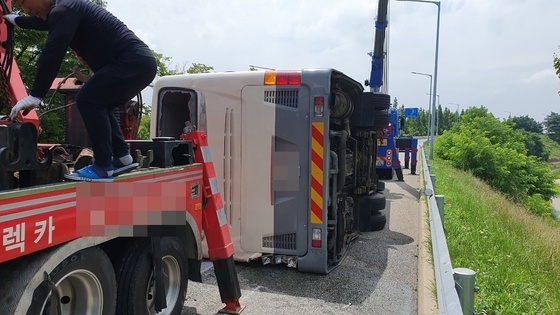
421, 146, 464, 315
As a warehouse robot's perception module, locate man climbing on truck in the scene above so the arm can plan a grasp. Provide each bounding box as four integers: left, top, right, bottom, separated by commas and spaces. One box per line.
4, 0, 156, 182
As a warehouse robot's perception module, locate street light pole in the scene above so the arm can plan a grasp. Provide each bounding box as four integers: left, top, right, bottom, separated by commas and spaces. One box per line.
449, 102, 459, 113
449, 102, 460, 123
398, 0, 441, 160
427, 93, 440, 135
412, 71, 432, 138
435, 94, 440, 136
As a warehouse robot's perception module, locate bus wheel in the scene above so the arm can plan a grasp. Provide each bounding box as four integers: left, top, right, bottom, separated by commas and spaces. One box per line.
116, 237, 188, 315
30, 246, 117, 315
370, 211, 387, 231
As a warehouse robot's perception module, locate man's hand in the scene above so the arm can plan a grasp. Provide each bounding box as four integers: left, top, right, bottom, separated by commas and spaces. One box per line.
3, 14, 19, 27
9, 96, 41, 121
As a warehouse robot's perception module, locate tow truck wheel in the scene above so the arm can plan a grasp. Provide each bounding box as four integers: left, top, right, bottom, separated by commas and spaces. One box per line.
31, 246, 117, 315
115, 237, 188, 315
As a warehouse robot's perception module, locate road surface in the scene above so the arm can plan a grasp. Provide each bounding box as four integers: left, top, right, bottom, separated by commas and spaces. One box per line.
182, 154, 434, 315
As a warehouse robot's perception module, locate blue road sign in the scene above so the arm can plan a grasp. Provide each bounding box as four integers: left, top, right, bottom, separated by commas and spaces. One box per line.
405, 108, 419, 118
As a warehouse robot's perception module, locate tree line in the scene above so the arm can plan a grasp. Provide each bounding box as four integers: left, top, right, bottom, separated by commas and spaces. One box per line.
393, 98, 462, 137
435, 106, 555, 216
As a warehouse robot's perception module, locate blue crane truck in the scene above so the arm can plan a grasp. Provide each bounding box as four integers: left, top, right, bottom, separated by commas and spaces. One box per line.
364, 0, 417, 180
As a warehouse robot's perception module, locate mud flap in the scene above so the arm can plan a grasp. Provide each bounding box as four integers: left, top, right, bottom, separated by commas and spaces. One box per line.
214, 257, 244, 314
151, 237, 167, 312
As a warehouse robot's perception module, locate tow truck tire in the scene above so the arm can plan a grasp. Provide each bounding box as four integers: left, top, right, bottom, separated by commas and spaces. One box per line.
28, 246, 117, 315
377, 168, 393, 180
115, 237, 188, 315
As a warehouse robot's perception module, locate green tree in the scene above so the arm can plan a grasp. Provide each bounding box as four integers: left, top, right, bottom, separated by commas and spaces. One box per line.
511, 115, 543, 133
554, 52, 560, 95
544, 112, 560, 143
401, 107, 429, 136
187, 63, 214, 74
136, 106, 151, 140
152, 51, 186, 77
521, 130, 550, 161
435, 106, 555, 216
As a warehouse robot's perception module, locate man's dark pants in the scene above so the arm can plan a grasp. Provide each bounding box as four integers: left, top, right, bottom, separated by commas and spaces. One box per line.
76, 45, 157, 168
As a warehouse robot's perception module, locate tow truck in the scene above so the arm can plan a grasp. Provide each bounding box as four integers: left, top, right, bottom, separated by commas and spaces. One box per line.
0, 1, 243, 314
375, 105, 419, 178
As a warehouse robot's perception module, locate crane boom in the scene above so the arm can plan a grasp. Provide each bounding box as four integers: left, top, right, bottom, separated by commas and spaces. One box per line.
369, 0, 389, 93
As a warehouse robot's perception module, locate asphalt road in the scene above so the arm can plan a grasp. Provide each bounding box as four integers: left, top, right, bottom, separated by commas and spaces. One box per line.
182, 160, 424, 315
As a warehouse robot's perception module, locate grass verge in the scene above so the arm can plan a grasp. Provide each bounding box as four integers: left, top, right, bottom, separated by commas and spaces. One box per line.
431, 158, 560, 315
541, 135, 560, 179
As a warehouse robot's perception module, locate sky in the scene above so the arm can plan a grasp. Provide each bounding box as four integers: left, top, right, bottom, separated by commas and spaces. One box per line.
107, 0, 560, 122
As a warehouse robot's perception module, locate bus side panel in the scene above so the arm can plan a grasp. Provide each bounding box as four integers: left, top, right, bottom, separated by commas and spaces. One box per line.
240, 86, 310, 256
296, 69, 334, 274
272, 86, 310, 256
197, 86, 244, 257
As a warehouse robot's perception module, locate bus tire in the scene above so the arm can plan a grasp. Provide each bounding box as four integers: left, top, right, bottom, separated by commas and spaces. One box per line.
27, 246, 117, 315
115, 237, 188, 315
369, 192, 386, 212
362, 92, 391, 111
370, 211, 387, 231
373, 110, 389, 129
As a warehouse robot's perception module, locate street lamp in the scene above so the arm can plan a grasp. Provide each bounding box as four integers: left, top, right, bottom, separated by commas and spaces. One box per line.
411, 71, 432, 138
449, 102, 460, 123
397, 0, 441, 160
449, 102, 459, 113
427, 93, 440, 135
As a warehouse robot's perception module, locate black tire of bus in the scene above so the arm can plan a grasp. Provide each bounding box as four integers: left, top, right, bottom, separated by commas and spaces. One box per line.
361, 92, 390, 110
27, 246, 117, 315
371, 93, 391, 111
370, 211, 387, 231
376, 180, 385, 191
369, 192, 386, 212
373, 110, 389, 129
115, 237, 188, 315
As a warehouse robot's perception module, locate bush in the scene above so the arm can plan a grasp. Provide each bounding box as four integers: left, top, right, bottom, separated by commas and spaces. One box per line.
435, 106, 555, 216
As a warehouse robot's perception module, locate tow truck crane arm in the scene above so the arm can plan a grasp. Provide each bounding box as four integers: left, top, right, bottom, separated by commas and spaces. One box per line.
369, 0, 389, 93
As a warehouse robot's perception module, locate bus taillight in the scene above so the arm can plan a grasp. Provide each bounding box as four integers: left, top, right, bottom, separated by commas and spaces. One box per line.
264, 70, 301, 85
314, 96, 324, 117
312, 228, 322, 248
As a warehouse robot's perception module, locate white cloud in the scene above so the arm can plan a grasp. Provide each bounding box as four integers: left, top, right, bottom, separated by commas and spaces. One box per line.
522, 69, 557, 85
106, 0, 560, 120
